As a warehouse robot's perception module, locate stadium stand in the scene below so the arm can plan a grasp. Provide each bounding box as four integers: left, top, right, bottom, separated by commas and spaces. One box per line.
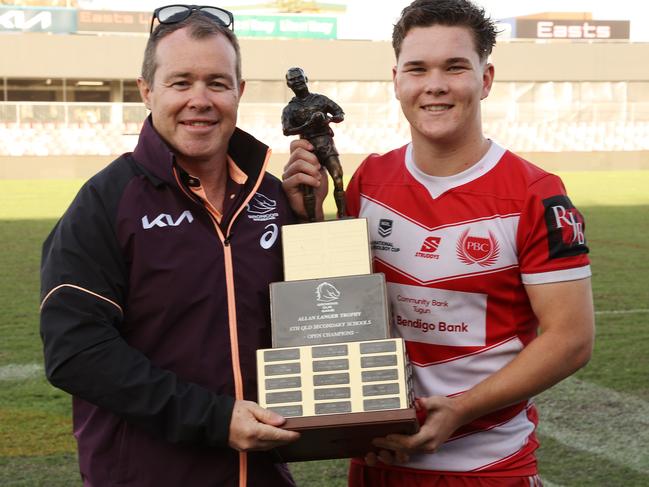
1, 6, 648, 175
2, 101, 649, 156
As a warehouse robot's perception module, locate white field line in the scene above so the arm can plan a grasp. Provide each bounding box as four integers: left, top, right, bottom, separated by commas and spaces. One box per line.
0, 363, 43, 381
595, 309, 649, 315
536, 376, 649, 475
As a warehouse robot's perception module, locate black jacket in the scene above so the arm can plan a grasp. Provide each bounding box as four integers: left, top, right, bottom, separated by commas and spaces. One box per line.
40, 118, 296, 486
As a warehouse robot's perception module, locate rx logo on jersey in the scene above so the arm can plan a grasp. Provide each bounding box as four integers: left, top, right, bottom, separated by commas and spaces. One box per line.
456, 229, 500, 267
543, 195, 589, 259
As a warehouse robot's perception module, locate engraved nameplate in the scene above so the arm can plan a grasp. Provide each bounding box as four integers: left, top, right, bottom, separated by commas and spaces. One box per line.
315, 402, 352, 415
264, 349, 300, 361
265, 363, 301, 376
266, 390, 302, 404
313, 373, 350, 386
361, 369, 398, 382
314, 387, 351, 400
266, 376, 302, 390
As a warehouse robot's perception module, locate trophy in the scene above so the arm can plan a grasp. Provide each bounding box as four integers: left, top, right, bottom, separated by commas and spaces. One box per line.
255, 71, 418, 462
281, 67, 346, 221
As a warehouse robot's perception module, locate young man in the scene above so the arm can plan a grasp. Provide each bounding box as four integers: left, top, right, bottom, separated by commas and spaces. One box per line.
282, 0, 594, 485
40, 6, 298, 486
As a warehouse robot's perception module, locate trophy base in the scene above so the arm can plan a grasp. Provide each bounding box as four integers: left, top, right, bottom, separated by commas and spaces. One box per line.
276, 408, 419, 462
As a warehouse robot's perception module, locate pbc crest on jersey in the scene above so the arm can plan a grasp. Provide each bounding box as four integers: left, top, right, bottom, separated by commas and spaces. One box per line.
456, 229, 501, 267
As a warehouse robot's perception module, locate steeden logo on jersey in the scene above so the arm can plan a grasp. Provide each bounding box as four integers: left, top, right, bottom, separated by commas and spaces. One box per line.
415, 236, 441, 260
456, 229, 500, 267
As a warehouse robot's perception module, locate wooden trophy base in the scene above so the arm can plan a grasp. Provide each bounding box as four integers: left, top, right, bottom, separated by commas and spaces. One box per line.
275, 408, 419, 462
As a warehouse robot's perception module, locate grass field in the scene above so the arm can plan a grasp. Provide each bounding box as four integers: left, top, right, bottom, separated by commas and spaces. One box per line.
1, 171, 648, 486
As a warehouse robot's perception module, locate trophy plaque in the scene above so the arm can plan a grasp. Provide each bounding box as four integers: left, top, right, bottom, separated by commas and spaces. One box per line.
270, 273, 390, 348
257, 338, 416, 461
257, 218, 418, 461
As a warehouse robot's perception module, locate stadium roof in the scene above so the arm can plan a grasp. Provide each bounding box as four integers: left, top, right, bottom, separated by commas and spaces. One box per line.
73, 0, 647, 40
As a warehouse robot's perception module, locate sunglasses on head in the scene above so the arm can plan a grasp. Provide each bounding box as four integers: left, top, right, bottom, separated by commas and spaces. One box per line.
150, 4, 234, 34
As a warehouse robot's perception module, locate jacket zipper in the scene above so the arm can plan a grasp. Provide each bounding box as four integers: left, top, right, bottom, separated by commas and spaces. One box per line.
173, 148, 273, 487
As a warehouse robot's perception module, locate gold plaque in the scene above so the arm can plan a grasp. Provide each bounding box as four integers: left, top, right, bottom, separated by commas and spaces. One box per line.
282, 218, 372, 281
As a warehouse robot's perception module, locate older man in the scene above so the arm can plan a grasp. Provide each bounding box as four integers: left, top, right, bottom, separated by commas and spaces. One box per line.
40, 6, 298, 486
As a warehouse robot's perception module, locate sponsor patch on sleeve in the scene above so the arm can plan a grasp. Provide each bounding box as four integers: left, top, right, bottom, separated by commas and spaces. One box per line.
542, 195, 589, 259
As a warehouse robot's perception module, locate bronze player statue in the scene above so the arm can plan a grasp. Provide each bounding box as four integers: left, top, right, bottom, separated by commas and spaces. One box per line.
282, 67, 345, 221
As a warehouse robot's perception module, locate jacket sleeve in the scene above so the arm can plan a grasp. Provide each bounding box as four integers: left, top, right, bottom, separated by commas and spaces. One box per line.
40, 177, 235, 448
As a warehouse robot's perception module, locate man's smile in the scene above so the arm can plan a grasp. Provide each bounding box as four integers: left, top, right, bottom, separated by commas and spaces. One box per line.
421, 104, 453, 112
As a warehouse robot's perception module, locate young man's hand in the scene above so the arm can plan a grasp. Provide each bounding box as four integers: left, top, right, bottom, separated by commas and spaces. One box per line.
365, 396, 465, 465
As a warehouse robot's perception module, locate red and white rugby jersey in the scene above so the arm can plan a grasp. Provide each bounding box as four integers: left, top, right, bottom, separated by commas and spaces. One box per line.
346, 141, 590, 476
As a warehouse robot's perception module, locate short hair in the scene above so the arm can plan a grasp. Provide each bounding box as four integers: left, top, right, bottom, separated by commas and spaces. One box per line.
286, 67, 307, 82
141, 13, 241, 86
392, 0, 497, 62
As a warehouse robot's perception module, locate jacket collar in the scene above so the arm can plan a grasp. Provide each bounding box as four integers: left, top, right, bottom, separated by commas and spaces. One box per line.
132, 115, 270, 190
